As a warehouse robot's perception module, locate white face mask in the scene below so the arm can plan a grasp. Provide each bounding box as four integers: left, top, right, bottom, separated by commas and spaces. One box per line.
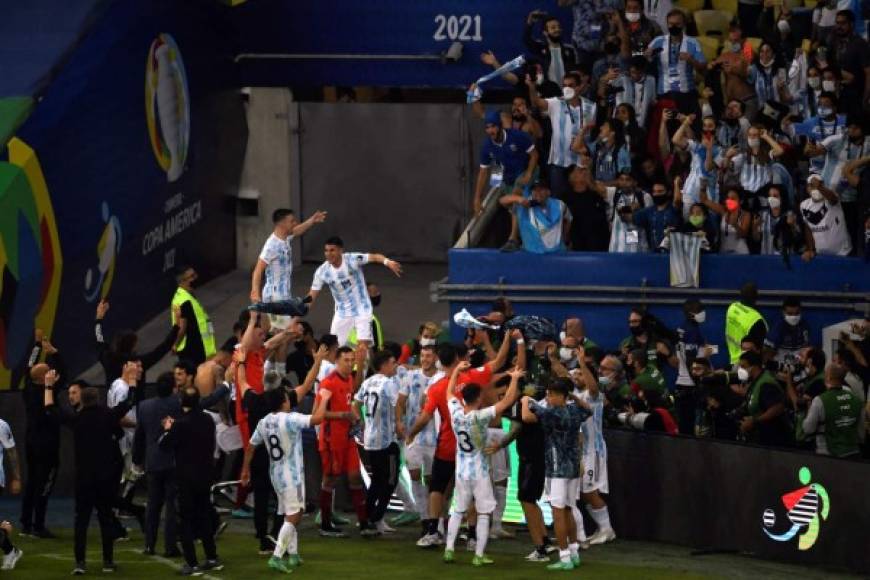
747, 137, 760, 149
693, 311, 707, 324
559, 331, 567, 342
784, 314, 802, 326
767, 196, 782, 209
810, 189, 823, 202
559, 347, 576, 362
536, 73, 544, 86
420, 337, 437, 347
759, 57, 773, 68
808, 77, 820, 89
562, 86, 576, 101
737, 367, 750, 382
777, 19, 791, 33
822, 80, 836, 92
626, 11, 641, 22
599, 375, 613, 386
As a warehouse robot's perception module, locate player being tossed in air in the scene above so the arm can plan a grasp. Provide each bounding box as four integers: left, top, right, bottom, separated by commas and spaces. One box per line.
443, 361, 522, 567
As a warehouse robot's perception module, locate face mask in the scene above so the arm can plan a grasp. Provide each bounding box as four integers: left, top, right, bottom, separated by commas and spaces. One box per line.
810, 189, 823, 202
420, 337, 437, 347
559, 331, 567, 342
725, 117, 739, 126
817, 106, 833, 118
808, 77, 820, 89
760, 58, 773, 68
604, 42, 620, 55
599, 375, 612, 386
777, 19, 791, 33
747, 137, 760, 149
653, 194, 668, 206
668, 25, 683, 36
630, 325, 645, 336
737, 367, 750, 382
693, 310, 707, 324
536, 73, 544, 86
370, 295, 381, 307
703, 130, 714, 139
725, 198, 740, 212
730, 42, 742, 52
822, 80, 836, 92
767, 196, 781, 209
784, 314, 802, 326
547, 32, 562, 43
626, 11, 641, 22
512, 113, 527, 123
562, 86, 576, 101
559, 347, 576, 362
689, 214, 705, 227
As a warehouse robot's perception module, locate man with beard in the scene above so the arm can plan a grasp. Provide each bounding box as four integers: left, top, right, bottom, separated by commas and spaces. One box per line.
561, 166, 609, 251
524, 11, 579, 85
801, 174, 853, 256
831, 10, 870, 117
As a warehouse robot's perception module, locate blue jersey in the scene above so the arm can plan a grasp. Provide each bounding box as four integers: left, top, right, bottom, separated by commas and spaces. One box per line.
479, 128, 534, 185
355, 374, 400, 450
251, 411, 310, 492
529, 401, 590, 478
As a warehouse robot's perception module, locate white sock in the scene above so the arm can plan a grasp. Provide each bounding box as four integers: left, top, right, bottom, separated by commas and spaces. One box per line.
569, 542, 579, 558
571, 505, 587, 542
288, 522, 298, 555
395, 480, 415, 514
589, 506, 612, 532
274, 521, 294, 558
446, 512, 463, 551
475, 514, 490, 557
437, 517, 445, 535
560, 548, 571, 563
411, 480, 428, 518
492, 485, 506, 532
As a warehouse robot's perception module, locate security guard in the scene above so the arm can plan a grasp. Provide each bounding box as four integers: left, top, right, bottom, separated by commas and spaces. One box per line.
803, 364, 865, 458
171, 265, 215, 366
725, 282, 768, 365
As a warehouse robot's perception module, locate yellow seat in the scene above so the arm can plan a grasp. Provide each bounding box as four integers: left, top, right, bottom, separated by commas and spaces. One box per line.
698, 35, 722, 62
804, 0, 818, 7
712, 0, 738, 15
747, 37, 763, 52
694, 9, 733, 38
676, 0, 706, 14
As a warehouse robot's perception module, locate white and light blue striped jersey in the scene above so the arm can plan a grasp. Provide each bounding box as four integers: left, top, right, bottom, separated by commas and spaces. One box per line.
746, 65, 787, 109
354, 374, 400, 450
107, 378, 135, 455
681, 139, 723, 216
609, 218, 649, 253
576, 390, 607, 458
615, 75, 656, 127
396, 366, 438, 448
250, 411, 310, 492
311, 252, 372, 318
0, 420, 15, 487
449, 399, 495, 481
732, 153, 773, 194
259, 233, 294, 302
668, 232, 704, 288
648, 34, 705, 94
545, 97, 597, 167
821, 134, 869, 203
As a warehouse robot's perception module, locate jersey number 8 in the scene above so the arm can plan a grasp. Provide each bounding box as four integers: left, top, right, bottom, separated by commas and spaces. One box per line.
267, 434, 284, 461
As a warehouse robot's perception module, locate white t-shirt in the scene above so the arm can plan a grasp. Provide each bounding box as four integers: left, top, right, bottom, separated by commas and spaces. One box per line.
0, 420, 15, 487
250, 411, 311, 492
259, 233, 294, 302
311, 253, 372, 318
799, 198, 853, 256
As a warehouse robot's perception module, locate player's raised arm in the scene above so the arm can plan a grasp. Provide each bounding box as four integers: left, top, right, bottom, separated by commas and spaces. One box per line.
368, 253, 403, 277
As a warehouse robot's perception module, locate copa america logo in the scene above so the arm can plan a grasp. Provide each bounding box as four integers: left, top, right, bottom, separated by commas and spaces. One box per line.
761, 467, 829, 551
145, 33, 190, 182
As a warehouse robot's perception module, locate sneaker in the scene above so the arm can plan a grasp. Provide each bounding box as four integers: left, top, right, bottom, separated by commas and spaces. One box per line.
547, 560, 575, 571
102, 562, 117, 573
231, 508, 253, 519
588, 528, 616, 545
1, 547, 22, 570
286, 554, 302, 568
179, 565, 203, 576
113, 528, 130, 543
442, 549, 455, 564
489, 527, 515, 540
543, 543, 559, 554
32, 528, 57, 539
389, 512, 420, 526
571, 554, 581, 567
200, 559, 224, 572
472, 555, 494, 566
499, 239, 521, 253
375, 520, 396, 534
331, 512, 351, 525
267, 555, 293, 574
525, 549, 550, 562
416, 532, 441, 548
19, 527, 33, 538
214, 521, 229, 538
71, 562, 86, 575
318, 525, 348, 538
359, 523, 381, 538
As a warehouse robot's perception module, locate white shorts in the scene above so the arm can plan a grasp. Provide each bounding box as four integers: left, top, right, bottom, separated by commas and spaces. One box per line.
453, 477, 496, 515
268, 314, 293, 330
276, 484, 305, 516
404, 442, 435, 475
331, 314, 373, 346
486, 429, 510, 482
545, 477, 580, 509
581, 451, 609, 494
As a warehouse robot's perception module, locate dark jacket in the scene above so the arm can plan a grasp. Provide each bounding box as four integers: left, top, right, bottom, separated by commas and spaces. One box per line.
133, 395, 181, 472
94, 321, 178, 387
158, 408, 216, 487
524, 25, 579, 83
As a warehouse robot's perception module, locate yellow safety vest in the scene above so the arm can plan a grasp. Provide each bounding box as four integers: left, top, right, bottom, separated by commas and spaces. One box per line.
347, 315, 384, 350
725, 302, 766, 363
171, 287, 216, 357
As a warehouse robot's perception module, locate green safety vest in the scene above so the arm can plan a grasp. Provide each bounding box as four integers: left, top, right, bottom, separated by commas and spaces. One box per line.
747, 370, 782, 417
171, 287, 216, 357
819, 388, 862, 457
725, 302, 767, 363
347, 315, 383, 350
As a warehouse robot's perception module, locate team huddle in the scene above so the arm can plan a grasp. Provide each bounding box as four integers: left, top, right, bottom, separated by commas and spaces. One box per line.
241, 208, 616, 573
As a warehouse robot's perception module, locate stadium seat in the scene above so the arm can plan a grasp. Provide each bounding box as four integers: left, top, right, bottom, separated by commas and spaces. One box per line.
804, 0, 818, 7
711, 0, 738, 15
698, 35, 722, 62
676, 0, 706, 14
747, 36, 762, 51
694, 10, 733, 38
783, 0, 804, 9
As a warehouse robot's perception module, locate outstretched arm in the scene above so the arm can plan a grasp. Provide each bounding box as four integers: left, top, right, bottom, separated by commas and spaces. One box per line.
291, 210, 327, 237
494, 367, 524, 418
367, 253, 403, 277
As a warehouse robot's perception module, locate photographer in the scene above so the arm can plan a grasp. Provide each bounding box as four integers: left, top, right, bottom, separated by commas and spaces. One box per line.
618, 389, 678, 434
734, 351, 793, 448
696, 366, 743, 442
619, 308, 677, 371
784, 347, 826, 449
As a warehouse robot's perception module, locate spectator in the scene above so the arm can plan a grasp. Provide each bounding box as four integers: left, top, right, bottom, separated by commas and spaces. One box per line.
600, 354, 633, 411
738, 0, 763, 38
607, 171, 652, 224
736, 350, 793, 447
628, 348, 667, 399
559, 317, 601, 357
753, 185, 805, 256
500, 181, 572, 254
614, 104, 647, 160
524, 11, 580, 85
831, 10, 870, 117
746, 42, 792, 110
619, 308, 675, 369
725, 282, 768, 365
701, 185, 751, 254
715, 99, 751, 150
562, 166, 610, 251
802, 364, 865, 457
672, 114, 725, 215
675, 196, 717, 251
575, 119, 632, 185
674, 299, 711, 434
592, 25, 629, 85
562, 0, 623, 62
609, 205, 649, 252
725, 126, 785, 209
801, 174, 853, 256
795, 92, 846, 175
634, 180, 682, 250
710, 26, 756, 120
618, 0, 662, 56
611, 56, 657, 129
764, 296, 811, 369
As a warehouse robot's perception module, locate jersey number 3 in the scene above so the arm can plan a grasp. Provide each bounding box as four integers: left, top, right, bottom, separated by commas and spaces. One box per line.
457, 430, 473, 453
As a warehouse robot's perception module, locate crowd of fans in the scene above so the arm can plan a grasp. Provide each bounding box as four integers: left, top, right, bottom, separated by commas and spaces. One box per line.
471, 2, 870, 258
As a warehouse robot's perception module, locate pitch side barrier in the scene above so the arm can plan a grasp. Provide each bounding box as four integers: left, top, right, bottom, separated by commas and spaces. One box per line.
605, 428, 870, 575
